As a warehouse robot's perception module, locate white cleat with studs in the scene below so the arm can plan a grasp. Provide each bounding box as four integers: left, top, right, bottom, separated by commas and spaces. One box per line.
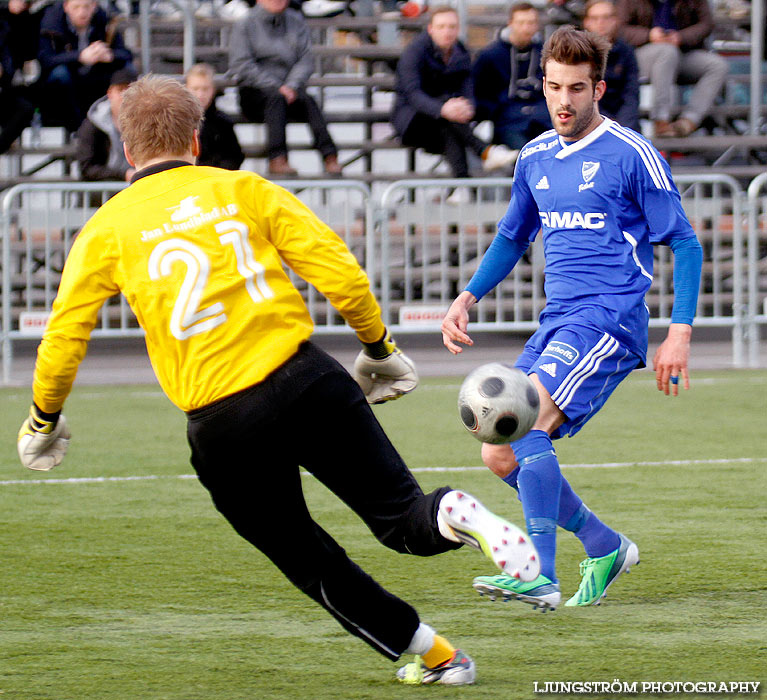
439, 490, 540, 582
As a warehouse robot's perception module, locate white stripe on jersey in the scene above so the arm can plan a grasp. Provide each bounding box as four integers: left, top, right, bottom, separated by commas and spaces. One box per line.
527, 128, 558, 145
613, 124, 672, 191
623, 231, 654, 281
607, 124, 672, 191
551, 333, 619, 409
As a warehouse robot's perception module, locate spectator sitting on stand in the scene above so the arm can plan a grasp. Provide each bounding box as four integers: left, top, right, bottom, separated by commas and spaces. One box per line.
185, 63, 244, 171
75, 66, 137, 181
615, 0, 728, 137
38, 0, 133, 133
392, 4, 518, 195
472, 2, 552, 150
0, 6, 33, 154
228, 0, 341, 176
582, 0, 640, 132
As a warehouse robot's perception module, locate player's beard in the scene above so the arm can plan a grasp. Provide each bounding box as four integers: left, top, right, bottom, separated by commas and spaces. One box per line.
551, 99, 599, 140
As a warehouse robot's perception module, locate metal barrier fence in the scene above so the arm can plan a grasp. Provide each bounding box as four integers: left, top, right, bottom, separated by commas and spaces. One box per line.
747, 173, 767, 366
379, 175, 751, 367
1, 174, 763, 383
0, 179, 372, 383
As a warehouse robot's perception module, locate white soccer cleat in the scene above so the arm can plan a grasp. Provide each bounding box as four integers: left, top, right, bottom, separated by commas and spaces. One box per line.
438, 490, 540, 582
482, 144, 519, 172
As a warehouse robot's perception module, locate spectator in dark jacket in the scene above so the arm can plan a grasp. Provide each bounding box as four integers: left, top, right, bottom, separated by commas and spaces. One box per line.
472, 2, 551, 150
75, 66, 136, 181
616, 0, 728, 137
0, 0, 41, 78
582, 0, 640, 131
186, 63, 244, 171
392, 5, 517, 181
38, 0, 133, 132
0, 9, 33, 154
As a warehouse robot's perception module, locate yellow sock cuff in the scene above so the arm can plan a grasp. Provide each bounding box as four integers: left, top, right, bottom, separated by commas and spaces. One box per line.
422, 635, 456, 670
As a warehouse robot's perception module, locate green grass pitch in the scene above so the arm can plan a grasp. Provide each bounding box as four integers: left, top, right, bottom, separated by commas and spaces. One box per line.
1, 370, 765, 699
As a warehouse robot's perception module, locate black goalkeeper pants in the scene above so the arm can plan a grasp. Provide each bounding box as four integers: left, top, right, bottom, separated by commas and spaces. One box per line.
186, 342, 460, 660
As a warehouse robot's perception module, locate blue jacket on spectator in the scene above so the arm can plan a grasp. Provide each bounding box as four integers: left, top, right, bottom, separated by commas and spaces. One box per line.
38, 1, 132, 77
391, 30, 474, 138
599, 38, 640, 132
471, 29, 550, 149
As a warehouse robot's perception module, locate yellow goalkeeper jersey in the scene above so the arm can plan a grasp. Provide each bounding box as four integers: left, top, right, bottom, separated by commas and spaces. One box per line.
33, 163, 385, 412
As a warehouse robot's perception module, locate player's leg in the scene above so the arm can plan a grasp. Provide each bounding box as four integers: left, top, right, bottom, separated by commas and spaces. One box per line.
527, 327, 641, 606
473, 376, 566, 611
186, 359, 437, 669
290, 345, 537, 579
476, 327, 642, 609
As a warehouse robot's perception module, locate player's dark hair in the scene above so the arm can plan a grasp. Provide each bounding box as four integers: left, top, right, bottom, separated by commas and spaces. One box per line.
509, 2, 537, 20
119, 74, 203, 165
540, 25, 610, 86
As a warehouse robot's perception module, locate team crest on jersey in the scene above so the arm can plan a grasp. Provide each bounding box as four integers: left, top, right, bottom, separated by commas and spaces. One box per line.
541, 341, 579, 365
168, 196, 203, 222
579, 162, 600, 192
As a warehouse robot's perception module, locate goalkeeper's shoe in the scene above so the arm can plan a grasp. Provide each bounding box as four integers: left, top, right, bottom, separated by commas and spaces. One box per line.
396, 650, 476, 686
438, 490, 540, 582
473, 573, 561, 612
564, 534, 639, 607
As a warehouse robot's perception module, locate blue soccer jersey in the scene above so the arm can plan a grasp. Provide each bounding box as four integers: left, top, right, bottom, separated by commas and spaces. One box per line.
497, 117, 698, 361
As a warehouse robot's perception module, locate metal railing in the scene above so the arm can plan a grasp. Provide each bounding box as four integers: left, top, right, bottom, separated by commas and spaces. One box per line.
746, 172, 767, 366
2, 174, 765, 383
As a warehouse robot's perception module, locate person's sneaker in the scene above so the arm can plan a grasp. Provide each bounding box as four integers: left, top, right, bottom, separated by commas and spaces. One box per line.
438, 490, 540, 582
445, 186, 472, 205
397, 650, 476, 685
481, 144, 519, 171
564, 534, 639, 607
473, 573, 561, 612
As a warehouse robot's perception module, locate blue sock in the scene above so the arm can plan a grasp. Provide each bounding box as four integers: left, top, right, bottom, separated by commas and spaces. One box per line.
512, 430, 561, 583
558, 477, 619, 558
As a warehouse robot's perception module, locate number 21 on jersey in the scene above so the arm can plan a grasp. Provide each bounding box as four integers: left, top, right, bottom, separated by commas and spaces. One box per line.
148, 219, 274, 340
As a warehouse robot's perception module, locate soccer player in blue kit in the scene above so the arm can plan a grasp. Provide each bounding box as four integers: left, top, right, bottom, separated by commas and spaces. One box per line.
441, 26, 704, 610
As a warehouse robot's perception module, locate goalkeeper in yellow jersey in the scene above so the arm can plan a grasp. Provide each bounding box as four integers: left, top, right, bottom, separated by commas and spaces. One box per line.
17, 75, 540, 686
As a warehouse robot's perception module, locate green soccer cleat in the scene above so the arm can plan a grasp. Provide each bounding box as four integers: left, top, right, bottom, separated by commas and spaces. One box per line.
564, 533, 639, 607
396, 650, 476, 685
473, 573, 561, 612
439, 490, 540, 582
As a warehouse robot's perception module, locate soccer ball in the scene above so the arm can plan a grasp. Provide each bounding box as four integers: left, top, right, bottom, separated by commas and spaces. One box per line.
458, 363, 540, 444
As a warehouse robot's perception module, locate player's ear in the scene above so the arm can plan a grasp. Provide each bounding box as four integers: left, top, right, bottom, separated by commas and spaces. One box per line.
123, 142, 136, 168
191, 130, 201, 160
594, 79, 606, 102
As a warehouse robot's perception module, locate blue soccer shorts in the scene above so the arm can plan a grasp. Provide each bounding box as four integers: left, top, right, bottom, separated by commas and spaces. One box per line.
515, 323, 643, 439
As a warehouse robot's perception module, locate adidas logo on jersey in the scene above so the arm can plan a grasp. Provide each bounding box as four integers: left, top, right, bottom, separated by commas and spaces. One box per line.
536, 176, 550, 190
539, 362, 557, 377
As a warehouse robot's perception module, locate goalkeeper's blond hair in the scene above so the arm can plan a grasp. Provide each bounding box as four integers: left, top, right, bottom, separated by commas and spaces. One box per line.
119, 74, 203, 164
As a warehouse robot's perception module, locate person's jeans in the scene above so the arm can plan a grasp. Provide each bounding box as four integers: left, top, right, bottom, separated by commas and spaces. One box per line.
239, 86, 337, 160
636, 43, 728, 125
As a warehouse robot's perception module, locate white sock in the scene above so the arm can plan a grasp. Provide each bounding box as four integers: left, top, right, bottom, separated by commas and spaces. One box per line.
405, 623, 435, 655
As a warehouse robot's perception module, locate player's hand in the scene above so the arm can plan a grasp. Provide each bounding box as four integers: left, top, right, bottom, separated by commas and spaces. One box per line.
442, 290, 477, 354
17, 405, 71, 471
652, 323, 692, 396
353, 328, 418, 404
